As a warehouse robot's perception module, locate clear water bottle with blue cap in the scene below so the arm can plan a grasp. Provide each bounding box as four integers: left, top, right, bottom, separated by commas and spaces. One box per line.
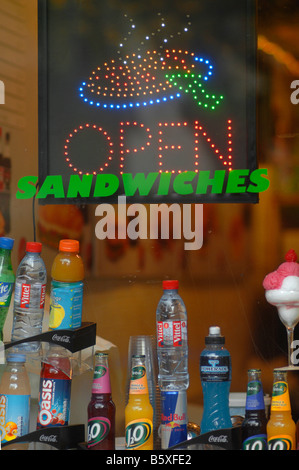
0, 237, 15, 342
200, 326, 232, 434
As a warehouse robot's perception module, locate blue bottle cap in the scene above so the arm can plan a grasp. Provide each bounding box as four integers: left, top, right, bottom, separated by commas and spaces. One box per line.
0, 237, 14, 250
7, 353, 26, 363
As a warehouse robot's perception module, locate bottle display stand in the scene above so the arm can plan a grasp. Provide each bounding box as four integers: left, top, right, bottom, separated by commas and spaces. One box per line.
170, 425, 242, 451
1, 424, 85, 450
4, 321, 96, 354
3, 322, 97, 376
1, 322, 96, 450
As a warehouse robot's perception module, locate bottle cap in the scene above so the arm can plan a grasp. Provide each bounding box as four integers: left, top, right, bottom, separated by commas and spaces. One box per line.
95, 351, 108, 357
26, 241, 42, 253
162, 280, 179, 290
205, 325, 225, 344
0, 237, 14, 250
7, 354, 26, 363
59, 239, 80, 252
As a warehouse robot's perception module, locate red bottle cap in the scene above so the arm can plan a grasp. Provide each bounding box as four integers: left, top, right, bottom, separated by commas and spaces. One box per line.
59, 239, 80, 253
26, 242, 42, 253
162, 280, 179, 290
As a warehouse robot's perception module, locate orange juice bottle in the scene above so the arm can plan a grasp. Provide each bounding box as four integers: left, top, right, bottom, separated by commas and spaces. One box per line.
125, 354, 153, 450
49, 239, 84, 330
267, 369, 296, 450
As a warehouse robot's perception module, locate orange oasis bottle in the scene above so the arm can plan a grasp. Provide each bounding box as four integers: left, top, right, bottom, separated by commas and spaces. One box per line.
49, 239, 84, 330
125, 355, 154, 450
267, 369, 296, 450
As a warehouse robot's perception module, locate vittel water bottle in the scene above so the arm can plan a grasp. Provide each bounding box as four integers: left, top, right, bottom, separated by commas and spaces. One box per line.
200, 326, 232, 434
156, 280, 189, 391
11, 242, 47, 352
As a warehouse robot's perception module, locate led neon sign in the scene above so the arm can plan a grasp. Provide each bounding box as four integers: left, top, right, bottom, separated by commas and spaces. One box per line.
79, 50, 223, 111
65, 15, 231, 177
38, 0, 257, 204
63, 119, 233, 176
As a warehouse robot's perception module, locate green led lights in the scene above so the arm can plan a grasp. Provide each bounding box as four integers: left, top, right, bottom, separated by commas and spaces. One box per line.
165, 71, 224, 110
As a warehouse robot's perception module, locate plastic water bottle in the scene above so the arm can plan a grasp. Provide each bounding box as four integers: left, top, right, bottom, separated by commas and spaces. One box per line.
0, 237, 15, 342
200, 326, 232, 434
0, 353, 31, 446
11, 242, 47, 352
156, 280, 189, 391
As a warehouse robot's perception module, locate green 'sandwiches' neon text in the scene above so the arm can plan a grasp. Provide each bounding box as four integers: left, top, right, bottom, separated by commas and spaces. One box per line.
16, 169, 269, 200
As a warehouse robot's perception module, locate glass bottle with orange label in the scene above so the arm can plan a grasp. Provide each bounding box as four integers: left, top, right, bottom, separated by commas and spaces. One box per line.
267, 369, 296, 450
125, 355, 153, 450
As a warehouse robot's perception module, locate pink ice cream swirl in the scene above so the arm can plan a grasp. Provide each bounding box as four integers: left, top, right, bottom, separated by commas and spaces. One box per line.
263, 249, 299, 290
263, 249, 299, 328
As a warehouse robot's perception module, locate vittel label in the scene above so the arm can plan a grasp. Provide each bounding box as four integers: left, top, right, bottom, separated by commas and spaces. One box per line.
40, 284, 46, 309
20, 283, 31, 308
15, 281, 46, 309
87, 417, 111, 447
242, 435, 267, 450
125, 419, 153, 449
157, 320, 187, 347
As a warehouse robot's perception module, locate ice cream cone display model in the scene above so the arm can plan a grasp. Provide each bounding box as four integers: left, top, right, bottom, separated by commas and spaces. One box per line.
263, 249, 299, 369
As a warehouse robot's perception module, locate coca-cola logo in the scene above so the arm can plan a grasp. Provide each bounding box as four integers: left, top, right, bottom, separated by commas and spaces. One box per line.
39, 434, 58, 443
208, 435, 229, 444
52, 334, 71, 343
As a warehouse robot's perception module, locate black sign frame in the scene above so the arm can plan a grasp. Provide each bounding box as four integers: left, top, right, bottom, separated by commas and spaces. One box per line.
38, 0, 258, 205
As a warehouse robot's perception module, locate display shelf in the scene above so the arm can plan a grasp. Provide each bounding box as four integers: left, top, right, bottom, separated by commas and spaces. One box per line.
169, 425, 242, 450
1, 424, 85, 450
0, 323, 97, 450
1, 322, 97, 377
4, 322, 96, 354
